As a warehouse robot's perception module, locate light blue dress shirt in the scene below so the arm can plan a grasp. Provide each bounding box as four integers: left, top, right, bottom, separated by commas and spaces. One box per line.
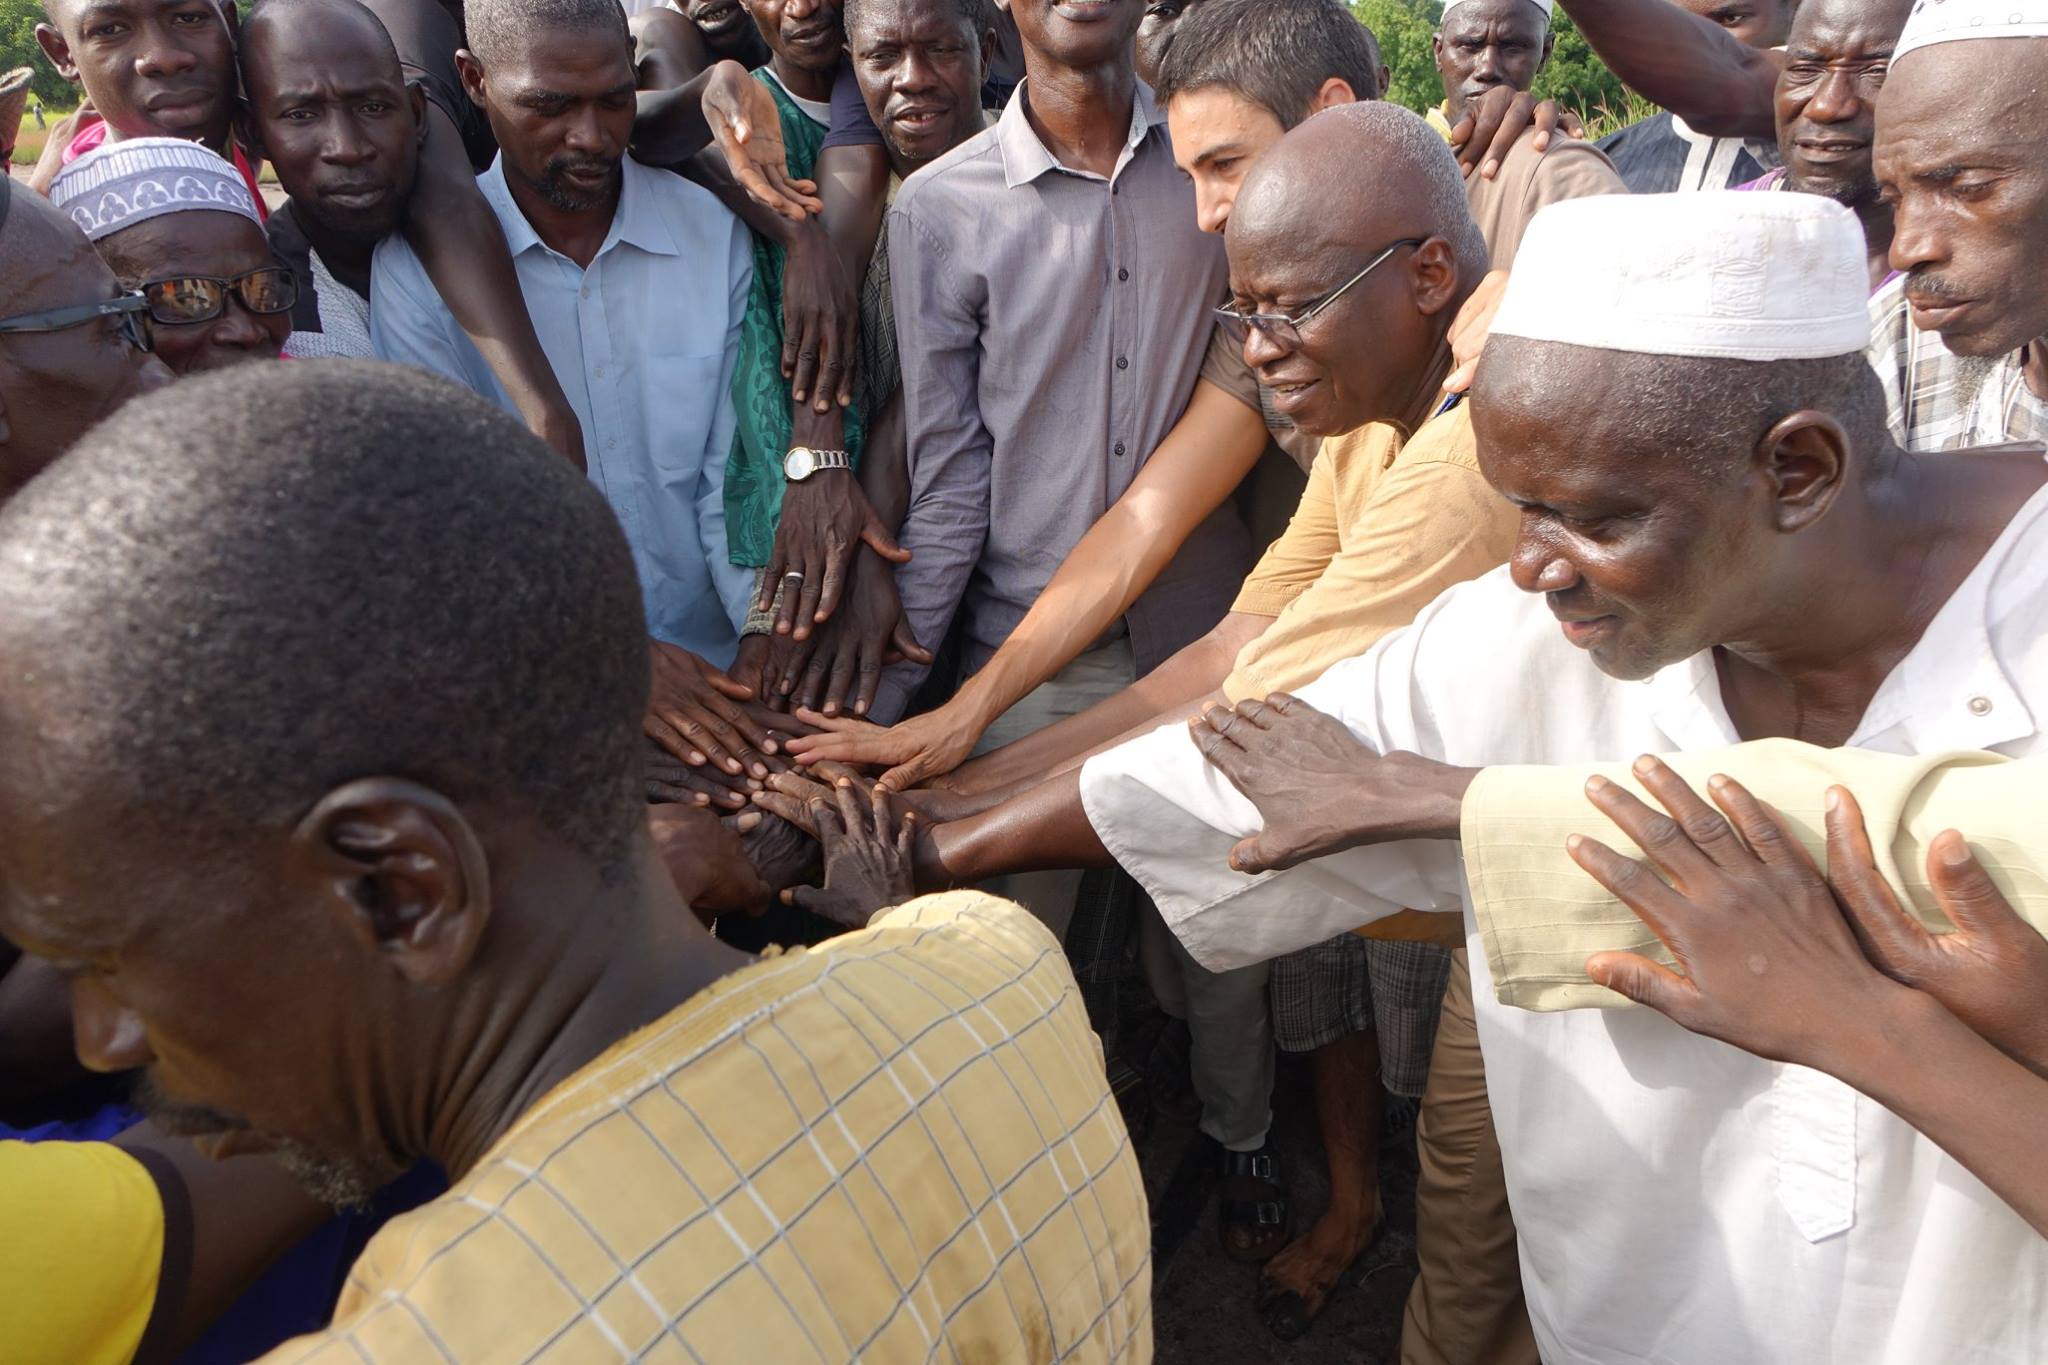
370, 155, 755, 665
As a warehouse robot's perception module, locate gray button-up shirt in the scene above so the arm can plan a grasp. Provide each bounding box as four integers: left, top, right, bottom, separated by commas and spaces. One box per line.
884, 81, 1251, 709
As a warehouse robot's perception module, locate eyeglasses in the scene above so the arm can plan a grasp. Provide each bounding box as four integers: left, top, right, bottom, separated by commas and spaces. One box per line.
0, 291, 156, 353
1215, 237, 1429, 349
140, 267, 298, 326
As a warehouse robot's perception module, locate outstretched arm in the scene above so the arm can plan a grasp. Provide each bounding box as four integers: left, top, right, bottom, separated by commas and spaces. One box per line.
402, 101, 584, 467
1554, 0, 1780, 139
785, 381, 1268, 787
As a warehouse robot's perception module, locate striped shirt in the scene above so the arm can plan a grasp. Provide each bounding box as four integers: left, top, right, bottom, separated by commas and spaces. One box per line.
1870, 272, 2048, 451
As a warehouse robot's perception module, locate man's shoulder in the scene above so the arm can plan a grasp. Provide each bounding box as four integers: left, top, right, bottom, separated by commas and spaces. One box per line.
891, 124, 1007, 224
1491, 125, 1626, 200
1393, 401, 1481, 471
625, 155, 742, 238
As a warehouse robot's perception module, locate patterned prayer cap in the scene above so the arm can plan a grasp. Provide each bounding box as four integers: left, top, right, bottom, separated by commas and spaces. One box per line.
49, 136, 259, 244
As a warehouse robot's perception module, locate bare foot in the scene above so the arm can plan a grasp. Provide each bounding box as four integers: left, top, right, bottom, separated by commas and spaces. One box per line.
1257, 1194, 1384, 1338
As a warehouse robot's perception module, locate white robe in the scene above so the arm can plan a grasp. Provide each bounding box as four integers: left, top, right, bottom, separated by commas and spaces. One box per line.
1080, 482, 2048, 1364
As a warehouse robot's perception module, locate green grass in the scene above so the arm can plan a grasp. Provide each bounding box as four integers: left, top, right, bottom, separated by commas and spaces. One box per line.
9, 104, 74, 166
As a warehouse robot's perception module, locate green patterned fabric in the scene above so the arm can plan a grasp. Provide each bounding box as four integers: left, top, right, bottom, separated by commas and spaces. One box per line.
724, 69, 866, 568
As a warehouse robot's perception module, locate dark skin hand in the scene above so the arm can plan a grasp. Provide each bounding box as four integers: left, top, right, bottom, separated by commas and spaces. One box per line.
1564, 758, 2048, 1241
759, 468, 910, 638
785, 549, 931, 716
1568, 759, 1903, 1063
1188, 693, 1477, 874
647, 736, 774, 811
645, 639, 783, 778
765, 774, 919, 929
736, 809, 821, 898
1446, 87, 1583, 182
1826, 788, 2048, 1079
779, 218, 860, 414
648, 803, 773, 921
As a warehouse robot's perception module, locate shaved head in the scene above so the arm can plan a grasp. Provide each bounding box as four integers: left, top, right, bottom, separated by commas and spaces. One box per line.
1231, 101, 1485, 275
244, 0, 403, 74
0, 181, 170, 488
1223, 103, 1486, 435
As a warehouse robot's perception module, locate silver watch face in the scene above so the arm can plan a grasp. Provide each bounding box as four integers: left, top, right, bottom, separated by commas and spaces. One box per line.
784, 446, 815, 480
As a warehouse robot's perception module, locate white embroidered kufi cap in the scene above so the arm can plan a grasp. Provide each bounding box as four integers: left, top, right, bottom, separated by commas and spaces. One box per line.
1441, 0, 1555, 23
49, 136, 260, 244
1490, 191, 1871, 361
1895, 0, 2048, 58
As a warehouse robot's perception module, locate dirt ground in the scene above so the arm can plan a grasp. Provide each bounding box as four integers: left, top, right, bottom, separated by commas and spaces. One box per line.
1140, 1050, 1419, 1365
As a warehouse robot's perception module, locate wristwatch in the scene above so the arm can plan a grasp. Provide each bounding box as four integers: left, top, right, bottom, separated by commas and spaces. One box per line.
783, 446, 853, 481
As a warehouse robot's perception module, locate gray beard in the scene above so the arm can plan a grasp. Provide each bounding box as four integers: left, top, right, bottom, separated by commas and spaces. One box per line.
1949, 353, 2007, 416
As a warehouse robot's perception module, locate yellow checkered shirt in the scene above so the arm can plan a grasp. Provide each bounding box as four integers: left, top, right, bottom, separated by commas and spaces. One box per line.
262, 891, 1151, 1363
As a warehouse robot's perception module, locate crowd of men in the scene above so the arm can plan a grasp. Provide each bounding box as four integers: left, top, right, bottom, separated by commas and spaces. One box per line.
2, 0, 2047, 1358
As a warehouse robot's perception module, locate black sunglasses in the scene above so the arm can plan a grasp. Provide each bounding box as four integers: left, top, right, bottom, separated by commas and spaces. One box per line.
0, 292, 155, 353
140, 267, 298, 327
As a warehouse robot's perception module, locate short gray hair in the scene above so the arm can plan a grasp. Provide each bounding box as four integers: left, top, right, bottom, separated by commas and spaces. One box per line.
1329, 101, 1487, 268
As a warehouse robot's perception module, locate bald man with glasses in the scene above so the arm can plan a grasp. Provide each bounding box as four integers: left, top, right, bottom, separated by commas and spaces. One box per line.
0, 179, 171, 497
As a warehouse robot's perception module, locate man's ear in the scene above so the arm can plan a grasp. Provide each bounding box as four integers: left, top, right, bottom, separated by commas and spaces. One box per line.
1409, 236, 1462, 318
291, 778, 493, 988
1307, 76, 1358, 115
1539, 32, 1555, 70
1376, 63, 1391, 99
455, 50, 487, 109
979, 25, 997, 76
409, 83, 429, 148
35, 24, 79, 83
1754, 410, 1850, 533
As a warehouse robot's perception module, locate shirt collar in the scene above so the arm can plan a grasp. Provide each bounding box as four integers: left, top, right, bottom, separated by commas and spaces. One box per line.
480, 154, 681, 263
996, 78, 1160, 189
1640, 483, 2048, 755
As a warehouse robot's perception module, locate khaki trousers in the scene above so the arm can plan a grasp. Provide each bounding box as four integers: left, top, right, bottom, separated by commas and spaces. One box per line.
1400, 948, 1539, 1365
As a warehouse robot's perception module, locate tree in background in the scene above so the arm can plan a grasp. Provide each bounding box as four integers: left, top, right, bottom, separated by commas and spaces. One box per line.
0, 0, 73, 108
1352, 0, 1631, 124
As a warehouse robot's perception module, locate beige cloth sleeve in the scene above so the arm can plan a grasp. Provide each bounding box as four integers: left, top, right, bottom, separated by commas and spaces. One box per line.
1462, 739, 2048, 1012
1467, 134, 1627, 270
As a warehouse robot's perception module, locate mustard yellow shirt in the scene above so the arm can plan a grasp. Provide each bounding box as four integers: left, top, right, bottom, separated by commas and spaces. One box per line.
1225, 403, 1518, 704
0, 1139, 161, 1365
262, 891, 1151, 1363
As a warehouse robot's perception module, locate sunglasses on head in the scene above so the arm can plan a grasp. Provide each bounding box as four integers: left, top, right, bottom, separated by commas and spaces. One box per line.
140, 267, 298, 326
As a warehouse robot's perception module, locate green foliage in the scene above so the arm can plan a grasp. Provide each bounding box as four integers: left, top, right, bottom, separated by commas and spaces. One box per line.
0, 0, 75, 106
1351, 0, 1443, 112
1350, 0, 1631, 125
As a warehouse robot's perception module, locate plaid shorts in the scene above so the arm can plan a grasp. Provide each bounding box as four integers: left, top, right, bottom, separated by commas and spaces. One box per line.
1269, 934, 1453, 1097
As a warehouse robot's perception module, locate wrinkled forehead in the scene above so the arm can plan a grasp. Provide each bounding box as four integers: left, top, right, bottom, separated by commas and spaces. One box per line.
489, 28, 637, 96
98, 209, 273, 280
1785, 0, 1909, 57
848, 0, 978, 49
1876, 42, 2042, 164
1439, 0, 1547, 40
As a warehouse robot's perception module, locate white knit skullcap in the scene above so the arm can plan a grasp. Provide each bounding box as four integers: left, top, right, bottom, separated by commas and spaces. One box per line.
1441, 0, 1555, 25
1490, 192, 1870, 361
49, 136, 259, 244
1894, 0, 2048, 58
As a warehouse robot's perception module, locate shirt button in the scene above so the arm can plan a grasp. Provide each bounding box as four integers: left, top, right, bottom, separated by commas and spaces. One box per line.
1969, 696, 1994, 716
1116, 356, 1128, 370
593, 366, 605, 378
1113, 442, 1126, 457
1117, 268, 1129, 282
